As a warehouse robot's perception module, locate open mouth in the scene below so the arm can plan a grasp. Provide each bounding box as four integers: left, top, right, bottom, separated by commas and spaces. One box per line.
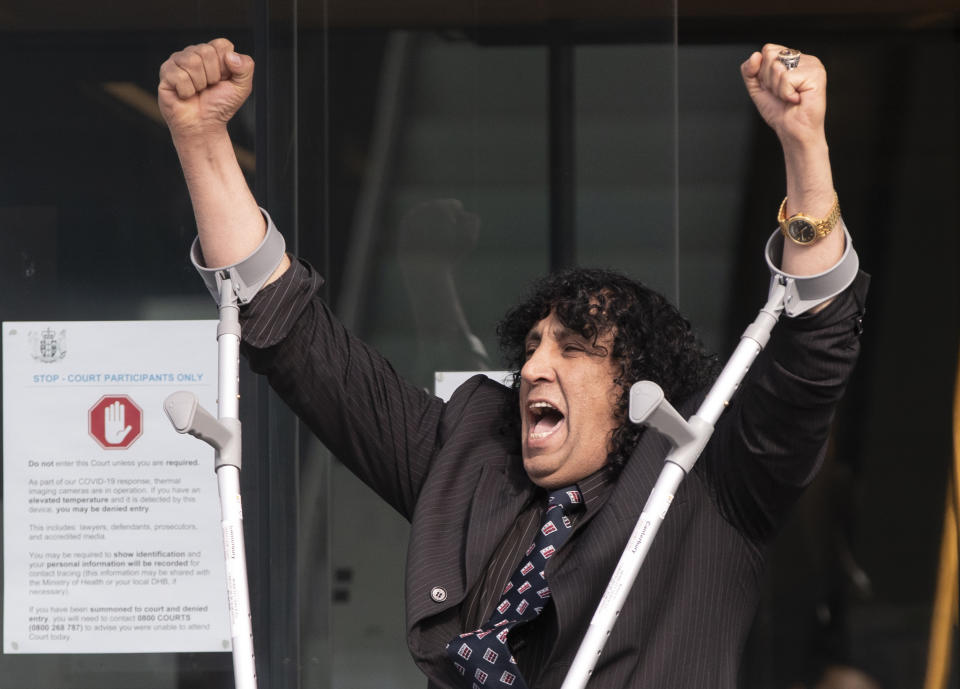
528, 401, 566, 440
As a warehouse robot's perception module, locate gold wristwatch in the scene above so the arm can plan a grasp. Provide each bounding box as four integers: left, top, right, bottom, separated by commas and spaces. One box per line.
778, 193, 841, 246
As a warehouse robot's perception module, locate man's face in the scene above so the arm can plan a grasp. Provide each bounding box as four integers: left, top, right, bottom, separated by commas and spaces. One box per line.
519, 311, 620, 489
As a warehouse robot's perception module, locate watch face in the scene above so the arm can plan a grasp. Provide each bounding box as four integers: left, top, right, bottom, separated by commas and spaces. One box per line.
788, 218, 817, 244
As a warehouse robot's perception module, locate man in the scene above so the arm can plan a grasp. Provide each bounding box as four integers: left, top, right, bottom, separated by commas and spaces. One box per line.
159, 40, 867, 687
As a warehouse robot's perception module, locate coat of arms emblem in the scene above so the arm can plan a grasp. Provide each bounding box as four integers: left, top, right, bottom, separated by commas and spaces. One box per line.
29, 327, 67, 363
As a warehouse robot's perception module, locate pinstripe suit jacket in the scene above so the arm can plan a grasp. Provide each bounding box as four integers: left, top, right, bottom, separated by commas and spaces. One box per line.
240, 258, 868, 689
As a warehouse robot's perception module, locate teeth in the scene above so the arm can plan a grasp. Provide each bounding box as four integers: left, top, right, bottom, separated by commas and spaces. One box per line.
527, 400, 564, 441
529, 401, 559, 417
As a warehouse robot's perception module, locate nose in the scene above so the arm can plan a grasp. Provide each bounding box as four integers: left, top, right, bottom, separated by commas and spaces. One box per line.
520, 342, 556, 385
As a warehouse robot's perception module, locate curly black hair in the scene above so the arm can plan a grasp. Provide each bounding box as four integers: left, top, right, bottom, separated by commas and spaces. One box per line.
497, 267, 719, 472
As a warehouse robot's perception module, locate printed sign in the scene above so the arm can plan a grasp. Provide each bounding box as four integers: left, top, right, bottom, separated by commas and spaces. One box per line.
434, 370, 513, 402
3, 321, 231, 654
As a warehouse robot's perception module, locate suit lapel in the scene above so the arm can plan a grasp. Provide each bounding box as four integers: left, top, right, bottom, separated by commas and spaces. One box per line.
607, 429, 676, 524
548, 429, 673, 580
464, 452, 532, 585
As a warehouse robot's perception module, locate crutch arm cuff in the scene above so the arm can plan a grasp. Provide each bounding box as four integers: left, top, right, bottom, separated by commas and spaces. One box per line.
765, 221, 859, 317
190, 208, 287, 305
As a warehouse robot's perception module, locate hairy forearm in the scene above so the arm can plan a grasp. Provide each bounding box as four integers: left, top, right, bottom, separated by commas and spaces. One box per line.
780, 137, 844, 277
174, 128, 282, 272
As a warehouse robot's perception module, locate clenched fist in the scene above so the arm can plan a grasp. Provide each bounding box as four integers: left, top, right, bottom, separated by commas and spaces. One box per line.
158, 38, 254, 140
741, 43, 827, 149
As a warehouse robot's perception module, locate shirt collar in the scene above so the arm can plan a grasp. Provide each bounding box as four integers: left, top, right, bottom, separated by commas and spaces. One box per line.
528, 463, 616, 516
576, 463, 616, 515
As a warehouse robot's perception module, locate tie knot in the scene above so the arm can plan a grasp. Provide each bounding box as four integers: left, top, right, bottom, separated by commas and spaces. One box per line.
547, 486, 583, 514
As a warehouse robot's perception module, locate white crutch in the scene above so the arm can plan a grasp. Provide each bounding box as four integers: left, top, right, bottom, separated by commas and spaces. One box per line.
561, 227, 860, 689
163, 216, 287, 689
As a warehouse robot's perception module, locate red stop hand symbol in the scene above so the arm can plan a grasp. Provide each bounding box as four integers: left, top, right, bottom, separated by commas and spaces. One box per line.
89, 395, 143, 449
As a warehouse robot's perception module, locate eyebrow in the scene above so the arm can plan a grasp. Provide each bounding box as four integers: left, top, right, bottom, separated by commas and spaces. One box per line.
524, 324, 582, 346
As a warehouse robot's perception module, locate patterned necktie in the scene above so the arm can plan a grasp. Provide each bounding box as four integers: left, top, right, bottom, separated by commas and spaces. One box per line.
446, 486, 583, 689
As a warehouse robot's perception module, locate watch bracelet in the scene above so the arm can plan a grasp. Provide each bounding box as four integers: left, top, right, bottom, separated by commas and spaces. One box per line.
778, 192, 841, 239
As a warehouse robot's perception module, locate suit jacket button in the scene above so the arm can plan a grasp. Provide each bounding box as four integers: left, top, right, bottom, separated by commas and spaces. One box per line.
430, 586, 447, 603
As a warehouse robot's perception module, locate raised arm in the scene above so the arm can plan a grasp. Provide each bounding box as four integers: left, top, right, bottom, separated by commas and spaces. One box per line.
158, 38, 290, 280
742, 43, 843, 279
701, 45, 869, 540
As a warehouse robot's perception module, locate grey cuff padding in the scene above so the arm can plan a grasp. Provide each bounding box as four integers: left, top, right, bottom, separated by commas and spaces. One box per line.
765, 220, 860, 317
190, 208, 287, 305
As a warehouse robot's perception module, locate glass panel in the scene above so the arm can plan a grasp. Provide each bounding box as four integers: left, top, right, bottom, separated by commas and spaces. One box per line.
676, 43, 756, 351
296, 5, 679, 689
303, 6, 959, 689
676, 23, 960, 689
575, 42, 679, 302
6, 3, 956, 689
0, 19, 256, 689
301, 28, 553, 689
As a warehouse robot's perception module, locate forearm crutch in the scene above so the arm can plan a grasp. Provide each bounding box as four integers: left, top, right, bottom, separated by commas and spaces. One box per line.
163, 218, 287, 689
561, 228, 860, 689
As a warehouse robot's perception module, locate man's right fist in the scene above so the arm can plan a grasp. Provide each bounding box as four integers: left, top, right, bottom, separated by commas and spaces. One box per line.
158, 38, 254, 139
